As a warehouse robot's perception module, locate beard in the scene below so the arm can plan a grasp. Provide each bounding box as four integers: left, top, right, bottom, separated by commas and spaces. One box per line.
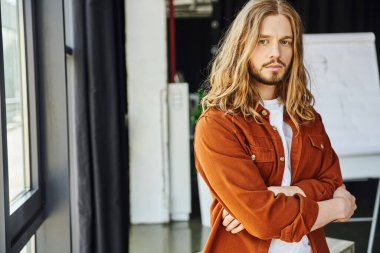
249, 59, 290, 86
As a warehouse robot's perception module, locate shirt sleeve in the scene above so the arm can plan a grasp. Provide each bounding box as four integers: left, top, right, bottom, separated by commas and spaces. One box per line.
194, 114, 319, 242
294, 113, 344, 202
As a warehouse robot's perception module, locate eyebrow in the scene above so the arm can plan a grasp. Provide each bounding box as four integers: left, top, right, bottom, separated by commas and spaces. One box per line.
259, 34, 293, 40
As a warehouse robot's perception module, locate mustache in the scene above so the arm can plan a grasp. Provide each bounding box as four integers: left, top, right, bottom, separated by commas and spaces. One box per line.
262, 59, 286, 68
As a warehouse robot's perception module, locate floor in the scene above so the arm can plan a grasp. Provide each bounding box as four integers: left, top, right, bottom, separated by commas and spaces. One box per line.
129, 218, 209, 253
129, 180, 380, 253
129, 218, 379, 253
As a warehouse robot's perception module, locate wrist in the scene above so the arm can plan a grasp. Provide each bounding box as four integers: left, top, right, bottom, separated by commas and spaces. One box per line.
313, 198, 341, 231
332, 197, 345, 220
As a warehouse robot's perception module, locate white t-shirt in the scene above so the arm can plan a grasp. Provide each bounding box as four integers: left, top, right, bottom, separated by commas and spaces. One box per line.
263, 98, 312, 253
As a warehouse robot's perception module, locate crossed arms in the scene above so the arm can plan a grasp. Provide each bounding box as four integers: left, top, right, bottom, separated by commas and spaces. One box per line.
222, 185, 356, 234
194, 114, 356, 242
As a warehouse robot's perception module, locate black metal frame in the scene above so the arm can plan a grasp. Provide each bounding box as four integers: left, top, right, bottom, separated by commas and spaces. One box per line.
0, 0, 45, 252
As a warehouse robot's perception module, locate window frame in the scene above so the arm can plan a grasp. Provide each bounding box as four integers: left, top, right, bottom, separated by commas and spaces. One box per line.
0, 0, 45, 252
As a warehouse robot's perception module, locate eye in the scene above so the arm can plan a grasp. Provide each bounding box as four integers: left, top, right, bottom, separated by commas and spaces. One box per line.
258, 39, 269, 45
280, 40, 292, 46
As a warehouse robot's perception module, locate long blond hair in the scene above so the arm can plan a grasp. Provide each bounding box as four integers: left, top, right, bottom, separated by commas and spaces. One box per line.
202, 0, 315, 130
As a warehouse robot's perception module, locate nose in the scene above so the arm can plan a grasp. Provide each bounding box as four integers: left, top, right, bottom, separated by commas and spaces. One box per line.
269, 42, 280, 59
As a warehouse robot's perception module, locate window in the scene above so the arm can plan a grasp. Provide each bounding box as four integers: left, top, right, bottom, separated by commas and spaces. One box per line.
19, 235, 35, 253
2, 0, 31, 206
0, 0, 44, 252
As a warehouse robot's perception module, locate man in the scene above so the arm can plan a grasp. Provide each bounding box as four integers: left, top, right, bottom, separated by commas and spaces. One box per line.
193, 0, 357, 252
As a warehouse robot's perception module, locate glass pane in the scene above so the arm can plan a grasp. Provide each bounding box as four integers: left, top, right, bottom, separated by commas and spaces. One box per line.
20, 235, 35, 253
0, 0, 31, 203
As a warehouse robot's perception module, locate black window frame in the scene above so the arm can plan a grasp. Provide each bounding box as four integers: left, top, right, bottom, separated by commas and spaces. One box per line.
0, 0, 45, 252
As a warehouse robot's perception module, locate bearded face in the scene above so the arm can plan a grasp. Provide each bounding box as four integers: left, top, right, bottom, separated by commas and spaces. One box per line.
249, 14, 294, 87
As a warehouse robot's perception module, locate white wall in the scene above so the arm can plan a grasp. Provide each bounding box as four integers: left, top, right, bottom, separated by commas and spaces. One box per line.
126, 0, 170, 223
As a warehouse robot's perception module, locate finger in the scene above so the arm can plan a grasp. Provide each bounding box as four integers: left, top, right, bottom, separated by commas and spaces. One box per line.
222, 209, 228, 219
299, 190, 306, 197
231, 224, 245, 234
222, 214, 235, 227
226, 219, 241, 232
267, 187, 278, 196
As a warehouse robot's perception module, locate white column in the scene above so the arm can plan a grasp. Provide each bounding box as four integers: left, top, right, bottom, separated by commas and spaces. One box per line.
168, 83, 191, 221
126, 0, 170, 223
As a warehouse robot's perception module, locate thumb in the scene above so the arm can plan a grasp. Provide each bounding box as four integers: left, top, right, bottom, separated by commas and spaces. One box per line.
222, 209, 228, 219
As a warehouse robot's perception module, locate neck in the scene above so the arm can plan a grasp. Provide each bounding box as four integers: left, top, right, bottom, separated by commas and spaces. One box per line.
255, 82, 277, 100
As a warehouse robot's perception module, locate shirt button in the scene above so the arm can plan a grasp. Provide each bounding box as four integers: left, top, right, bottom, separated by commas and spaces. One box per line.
251, 154, 256, 160
280, 156, 285, 162
261, 110, 268, 116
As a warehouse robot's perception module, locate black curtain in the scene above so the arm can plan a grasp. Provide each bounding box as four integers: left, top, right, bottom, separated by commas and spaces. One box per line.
72, 0, 128, 253
289, 0, 380, 63
175, 18, 213, 93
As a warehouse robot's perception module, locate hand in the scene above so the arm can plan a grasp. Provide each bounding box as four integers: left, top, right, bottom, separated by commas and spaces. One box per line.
267, 186, 306, 197
333, 184, 357, 222
222, 209, 245, 234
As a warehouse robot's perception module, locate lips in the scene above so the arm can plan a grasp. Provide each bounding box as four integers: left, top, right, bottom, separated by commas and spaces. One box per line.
265, 64, 283, 71
266, 64, 282, 68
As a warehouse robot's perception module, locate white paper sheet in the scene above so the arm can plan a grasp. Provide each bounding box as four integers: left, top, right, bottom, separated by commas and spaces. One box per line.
303, 33, 380, 156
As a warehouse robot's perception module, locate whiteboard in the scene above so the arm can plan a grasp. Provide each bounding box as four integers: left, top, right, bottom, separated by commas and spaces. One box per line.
303, 33, 380, 156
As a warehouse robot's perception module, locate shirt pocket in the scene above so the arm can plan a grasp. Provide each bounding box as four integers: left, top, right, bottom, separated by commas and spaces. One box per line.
307, 134, 324, 171
248, 139, 276, 182
249, 145, 275, 162
308, 134, 325, 151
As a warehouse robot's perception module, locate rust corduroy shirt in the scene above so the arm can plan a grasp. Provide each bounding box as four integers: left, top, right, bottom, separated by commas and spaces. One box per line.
194, 105, 343, 253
